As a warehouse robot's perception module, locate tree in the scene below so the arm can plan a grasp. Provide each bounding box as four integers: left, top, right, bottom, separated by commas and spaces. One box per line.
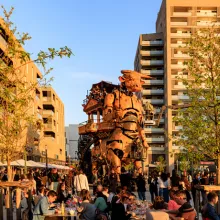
156, 156, 166, 173
177, 154, 190, 175
174, 26, 220, 183
0, 7, 73, 181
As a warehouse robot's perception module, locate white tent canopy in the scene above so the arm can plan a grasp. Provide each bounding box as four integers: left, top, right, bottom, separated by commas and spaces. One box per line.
0, 160, 70, 170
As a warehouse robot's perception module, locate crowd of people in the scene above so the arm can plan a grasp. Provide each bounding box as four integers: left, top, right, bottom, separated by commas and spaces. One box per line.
1, 165, 220, 220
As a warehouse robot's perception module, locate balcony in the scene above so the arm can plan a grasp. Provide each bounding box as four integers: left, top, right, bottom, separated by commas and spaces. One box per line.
197, 12, 217, 17
149, 146, 165, 151
42, 96, 55, 107
172, 145, 181, 150
173, 53, 190, 58
145, 99, 164, 105
44, 123, 56, 132
170, 33, 191, 37
171, 75, 188, 79
197, 21, 215, 26
141, 70, 164, 76
142, 40, 163, 46
43, 97, 52, 102
146, 137, 165, 142
170, 22, 188, 26
0, 35, 7, 48
43, 110, 54, 116
141, 60, 164, 66
172, 95, 189, 101
37, 113, 43, 120
143, 80, 164, 85
171, 64, 186, 69
155, 108, 162, 113
145, 128, 164, 133
173, 126, 183, 131
159, 118, 165, 123
173, 84, 186, 90
142, 89, 164, 95
141, 50, 163, 56
172, 12, 192, 17
170, 43, 186, 48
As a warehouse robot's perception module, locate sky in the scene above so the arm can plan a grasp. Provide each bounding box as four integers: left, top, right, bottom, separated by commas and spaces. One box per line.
1, 0, 162, 125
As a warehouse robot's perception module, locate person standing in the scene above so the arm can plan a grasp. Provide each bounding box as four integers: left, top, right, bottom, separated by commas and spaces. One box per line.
92, 169, 98, 195
109, 168, 118, 193
74, 169, 89, 195
34, 168, 42, 192
120, 167, 132, 192
48, 168, 60, 191
200, 172, 209, 205
148, 173, 158, 203
158, 172, 170, 203
65, 170, 74, 195
191, 173, 201, 206
136, 173, 146, 201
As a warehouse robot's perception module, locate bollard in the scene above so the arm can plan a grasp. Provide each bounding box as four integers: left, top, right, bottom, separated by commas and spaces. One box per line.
6, 188, 13, 220
16, 188, 21, 220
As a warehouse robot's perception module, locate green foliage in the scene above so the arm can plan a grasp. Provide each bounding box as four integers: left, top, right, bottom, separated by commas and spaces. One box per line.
124, 162, 134, 172
177, 154, 190, 172
173, 27, 220, 162
156, 156, 166, 173
0, 6, 73, 180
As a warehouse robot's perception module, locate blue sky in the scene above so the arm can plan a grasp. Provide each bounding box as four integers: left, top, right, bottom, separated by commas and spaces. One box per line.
1, 0, 162, 125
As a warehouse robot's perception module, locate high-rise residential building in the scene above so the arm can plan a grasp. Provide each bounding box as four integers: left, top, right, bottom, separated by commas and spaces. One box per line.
65, 124, 79, 163
134, 0, 220, 172
0, 20, 66, 164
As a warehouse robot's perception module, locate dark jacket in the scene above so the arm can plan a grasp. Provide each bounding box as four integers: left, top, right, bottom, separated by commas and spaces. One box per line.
111, 202, 131, 220
109, 173, 117, 193
148, 177, 158, 192
120, 173, 131, 188
204, 203, 220, 220
57, 191, 71, 203
136, 175, 146, 192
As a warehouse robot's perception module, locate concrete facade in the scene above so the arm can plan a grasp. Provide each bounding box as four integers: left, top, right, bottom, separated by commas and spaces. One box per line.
134, 0, 220, 172
65, 124, 79, 162
0, 21, 66, 164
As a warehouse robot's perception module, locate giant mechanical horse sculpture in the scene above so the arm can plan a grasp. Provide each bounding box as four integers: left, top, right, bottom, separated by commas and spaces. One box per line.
78, 70, 153, 176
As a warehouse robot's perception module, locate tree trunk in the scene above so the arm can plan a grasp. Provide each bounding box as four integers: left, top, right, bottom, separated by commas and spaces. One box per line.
218, 154, 220, 185
7, 158, 12, 182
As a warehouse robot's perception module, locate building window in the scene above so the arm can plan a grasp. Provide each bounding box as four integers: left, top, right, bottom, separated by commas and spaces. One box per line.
60, 149, 62, 155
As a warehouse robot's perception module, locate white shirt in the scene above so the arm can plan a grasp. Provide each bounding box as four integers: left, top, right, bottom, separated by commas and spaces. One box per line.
74, 174, 89, 191
158, 177, 170, 188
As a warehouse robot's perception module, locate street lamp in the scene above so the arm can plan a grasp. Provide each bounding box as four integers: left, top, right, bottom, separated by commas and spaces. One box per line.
45, 145, 48, 175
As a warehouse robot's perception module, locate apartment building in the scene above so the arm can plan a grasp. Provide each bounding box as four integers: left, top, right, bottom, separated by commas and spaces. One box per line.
134, 0, 220, 172
134, 33, 165, 171
0, 20, 66, 164
39, 87, 65, 164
